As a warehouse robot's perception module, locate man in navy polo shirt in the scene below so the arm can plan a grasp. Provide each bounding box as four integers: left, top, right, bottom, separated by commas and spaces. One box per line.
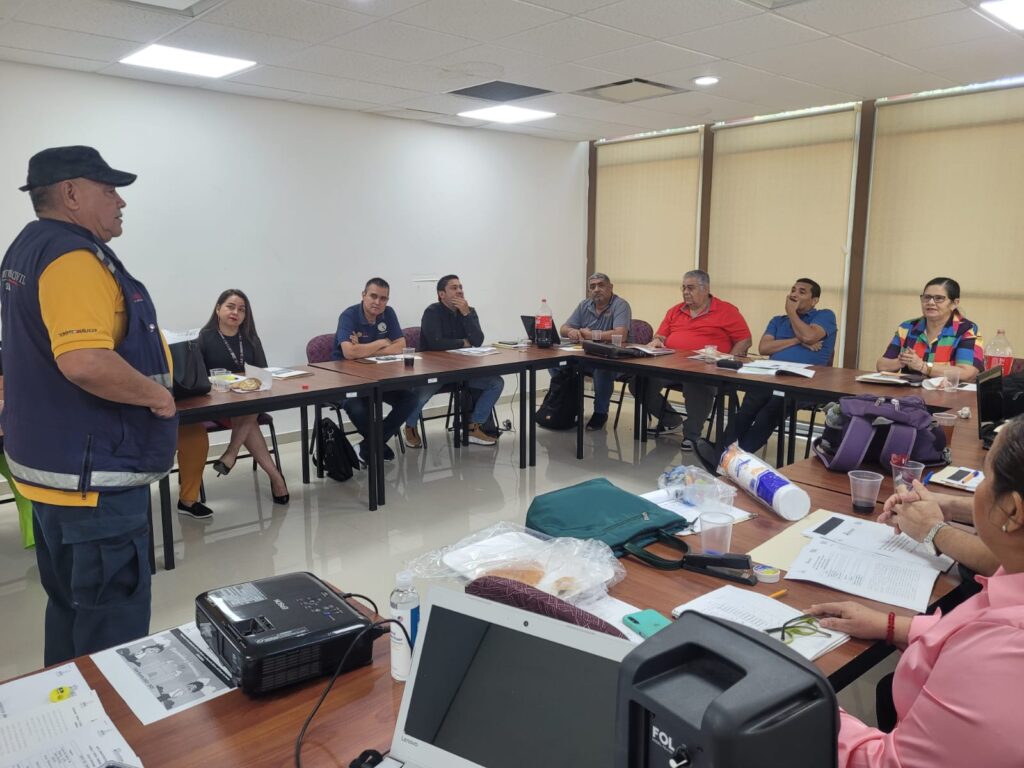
698, 277, 836, 467
333, 277, 419, 462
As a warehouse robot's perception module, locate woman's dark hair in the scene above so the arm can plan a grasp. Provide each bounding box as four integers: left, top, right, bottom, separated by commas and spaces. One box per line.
923, 277, 960, 302
202, 289, 258, 344
990, 418, 1024, 500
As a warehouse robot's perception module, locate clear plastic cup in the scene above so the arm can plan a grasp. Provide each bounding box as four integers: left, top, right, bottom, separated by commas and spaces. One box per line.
848, 470, 883, 515
942, 368, 961, 391
403, 347, 415, 368
611, 334, 623, 347
891, 460, 925, 494
933, 412, 957, 447
700, 511, 733, 555
703, 344, 717, 358
518, 337, 530, 352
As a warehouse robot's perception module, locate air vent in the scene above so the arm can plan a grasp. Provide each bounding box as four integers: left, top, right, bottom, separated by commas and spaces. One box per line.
113, 0, 220, 16
449, 81, 551, 102
576, 78, 687, 104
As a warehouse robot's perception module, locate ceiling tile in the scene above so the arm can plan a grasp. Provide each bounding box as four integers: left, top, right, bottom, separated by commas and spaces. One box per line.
652, 60, 856, 109
498, 17, 647, 61
325, 19, 473, 62
582, 0, 760, 39
14, 0, 186, 42
776, 0, 964, 35
666, 12, 825, 59
99, 60, 214, 87
894, 35, 1024, 85
577, 41, 714, 77
842, 9, 1010, 58
369, 62, 486, 91
395, 91, 489, 113
523, 0, 620, 12
393, 0, 564, 42
516, 90, 679, 126
203, 0, 374, 44
426, 42, 616, 91
639, 90, 775, 122
364, 105, 439, 120
0, 1, 27, 19
737, 37, 955, 98
159, 21, 311, 67
313, 0, 430, 16
0, 44, 105, 72
282, 45, 407, 80
428, 113, 491, 126
286, 93, 381, 110
517, 61, 619, 91
230, 64, 426, 102
201, 79, 305, 100
0, 21, 139, 61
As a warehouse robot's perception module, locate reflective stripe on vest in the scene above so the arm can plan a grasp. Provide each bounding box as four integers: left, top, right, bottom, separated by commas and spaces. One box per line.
6, 455, 169, 490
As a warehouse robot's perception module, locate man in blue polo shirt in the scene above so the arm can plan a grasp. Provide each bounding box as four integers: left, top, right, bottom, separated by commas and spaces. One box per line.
333, 277, 420, 462
698, 277, 836, 467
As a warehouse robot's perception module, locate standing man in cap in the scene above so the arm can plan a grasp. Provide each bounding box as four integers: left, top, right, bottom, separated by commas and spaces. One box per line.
1, 146, 176, 664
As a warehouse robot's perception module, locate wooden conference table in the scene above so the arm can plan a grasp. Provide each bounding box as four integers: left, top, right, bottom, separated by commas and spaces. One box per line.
58, 471, 970, 768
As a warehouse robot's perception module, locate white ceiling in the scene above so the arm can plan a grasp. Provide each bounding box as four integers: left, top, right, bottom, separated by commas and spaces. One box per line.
1, 0, 1023, 141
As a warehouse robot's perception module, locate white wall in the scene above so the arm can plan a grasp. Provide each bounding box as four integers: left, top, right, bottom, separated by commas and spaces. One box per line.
0, 61, 588, 431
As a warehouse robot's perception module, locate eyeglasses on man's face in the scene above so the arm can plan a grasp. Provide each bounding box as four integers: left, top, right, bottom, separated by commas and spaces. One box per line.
920, 294, 949, 304
763, 614, 832, 645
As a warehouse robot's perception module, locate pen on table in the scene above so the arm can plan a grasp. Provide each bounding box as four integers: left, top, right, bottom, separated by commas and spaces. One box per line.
768, 589, 788, 600
963, 469, 980, 483
923, 471, 934, 485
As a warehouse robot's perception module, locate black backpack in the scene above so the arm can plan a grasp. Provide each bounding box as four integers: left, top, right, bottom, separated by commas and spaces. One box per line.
535, 368, 579, 430
313, 415, 360, 481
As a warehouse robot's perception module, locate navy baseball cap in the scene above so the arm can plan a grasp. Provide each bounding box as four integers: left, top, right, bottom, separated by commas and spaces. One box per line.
19, 145, 136, 191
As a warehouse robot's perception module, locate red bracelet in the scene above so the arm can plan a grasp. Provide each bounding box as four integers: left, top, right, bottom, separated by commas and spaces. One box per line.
886, 612, 896, 645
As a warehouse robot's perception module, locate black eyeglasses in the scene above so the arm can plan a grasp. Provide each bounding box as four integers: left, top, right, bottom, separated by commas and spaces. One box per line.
763, 614, 832, 645
919, 294, 949, 304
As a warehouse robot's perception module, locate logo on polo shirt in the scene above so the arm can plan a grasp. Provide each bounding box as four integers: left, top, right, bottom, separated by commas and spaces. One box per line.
378, 322, 387, 333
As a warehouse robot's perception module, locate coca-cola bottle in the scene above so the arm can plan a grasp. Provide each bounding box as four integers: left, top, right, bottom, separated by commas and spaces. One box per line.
985, 329, 1014, 375
535, 299, 554, 349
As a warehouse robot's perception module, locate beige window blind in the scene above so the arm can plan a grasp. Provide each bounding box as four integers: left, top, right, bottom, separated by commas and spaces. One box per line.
707, 110, 857, 360
860, 86, 1024, 369
594, 132, 701, 330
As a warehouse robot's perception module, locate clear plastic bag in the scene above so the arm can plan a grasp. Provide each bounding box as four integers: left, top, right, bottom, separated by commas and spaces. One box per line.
405, 521, 625, 603
658, 464, 736, 510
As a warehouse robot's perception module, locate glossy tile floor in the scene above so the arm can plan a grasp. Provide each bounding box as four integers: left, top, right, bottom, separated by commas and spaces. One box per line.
0, 398, 887, 723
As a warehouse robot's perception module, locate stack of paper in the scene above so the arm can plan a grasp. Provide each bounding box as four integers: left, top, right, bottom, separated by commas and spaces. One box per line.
641, 488, 756, 534
737, 360, 815, 378
0, 663, 142, 767
447, 346, 500, 356
266, 366, 312, 379
785, 513, 954, 612
672, 586, 848, 661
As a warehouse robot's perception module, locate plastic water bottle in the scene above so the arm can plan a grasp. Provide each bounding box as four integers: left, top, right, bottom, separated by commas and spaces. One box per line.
389, 571, 420, 682
985, 329, 1014, 376
535, 299, 554, 349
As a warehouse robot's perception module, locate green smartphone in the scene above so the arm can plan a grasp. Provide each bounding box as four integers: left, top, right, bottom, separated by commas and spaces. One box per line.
622, 609, 672, 638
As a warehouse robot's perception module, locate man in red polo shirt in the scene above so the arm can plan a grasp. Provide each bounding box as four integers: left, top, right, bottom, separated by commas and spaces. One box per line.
646, 269, 751, 451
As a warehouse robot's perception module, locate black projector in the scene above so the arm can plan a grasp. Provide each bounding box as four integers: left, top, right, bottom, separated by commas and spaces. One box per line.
195, 572, 376, 695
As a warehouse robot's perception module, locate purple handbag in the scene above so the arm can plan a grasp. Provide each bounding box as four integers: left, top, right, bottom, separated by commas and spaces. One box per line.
812, 395, 950, 472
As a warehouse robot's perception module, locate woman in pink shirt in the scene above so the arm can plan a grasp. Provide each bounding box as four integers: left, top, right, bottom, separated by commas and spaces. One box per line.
809, 418, 1024, 768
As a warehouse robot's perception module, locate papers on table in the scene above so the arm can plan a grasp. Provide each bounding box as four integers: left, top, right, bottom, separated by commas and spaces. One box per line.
786, 538, 938, 612
356, 354, 408, 364
803, 512, 954, 573
929, 465, 984, 492
0, 665, 141, 768
672, 586, 848, 661
689, 350, 734, 362
641, 488, 756, 534
92, 622, 235, 726
630, 345, 674, 357
447, 346, 500, 356
266, 366, 312, 379
920, 377, 976, 392
495, 341, 528, 349
747, 508, 836, 571
854, 372, 912, 386
737, 360, 815, 378
574, 594, 646, 644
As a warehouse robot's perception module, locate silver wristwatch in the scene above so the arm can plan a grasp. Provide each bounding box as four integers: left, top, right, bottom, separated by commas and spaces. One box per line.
923, 522, 949, 556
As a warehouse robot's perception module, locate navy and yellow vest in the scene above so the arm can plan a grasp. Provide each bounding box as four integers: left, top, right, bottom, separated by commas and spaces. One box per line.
0, 219, 177, 494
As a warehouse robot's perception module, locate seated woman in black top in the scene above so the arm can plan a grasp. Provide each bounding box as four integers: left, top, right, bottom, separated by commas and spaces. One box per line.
176, 289, 288, 517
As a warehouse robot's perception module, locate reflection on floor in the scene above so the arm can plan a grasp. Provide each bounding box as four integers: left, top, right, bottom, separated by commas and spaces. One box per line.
0, 401, 887, 724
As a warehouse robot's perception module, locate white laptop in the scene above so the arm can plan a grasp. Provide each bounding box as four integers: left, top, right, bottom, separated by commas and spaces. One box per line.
381, 588, 633, 768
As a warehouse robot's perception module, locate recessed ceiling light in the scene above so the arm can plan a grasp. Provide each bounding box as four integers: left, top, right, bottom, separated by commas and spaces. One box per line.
120, 44, 255, 78
693, 76, 719, 87
981, 0, 1024, 29
457, 105, 555, 124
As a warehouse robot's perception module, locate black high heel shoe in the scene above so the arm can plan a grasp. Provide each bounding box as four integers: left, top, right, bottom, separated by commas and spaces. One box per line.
273, 492, 290, 505
212, 456, 235, 476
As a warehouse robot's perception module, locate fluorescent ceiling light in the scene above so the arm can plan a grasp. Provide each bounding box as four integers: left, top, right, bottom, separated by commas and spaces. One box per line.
693, 76, 719, 87
981, 0, 1024, 29
457, 105, 555, 123
120, 44, 255, 78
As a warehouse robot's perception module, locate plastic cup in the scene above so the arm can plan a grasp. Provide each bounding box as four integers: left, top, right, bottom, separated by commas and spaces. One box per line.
593, 329, 603, 342
518, 337, 530, 352
891, 460, 925, 494
211, 379, 230, 392
611, 334, 623, 347
942, 368, 961, 392
699, 511, 733, 555
403, 347, 415, 368
703, 344, 717, 358
933, 412, 957, 447
848, 470, 883, 515
209, 368, 228, 377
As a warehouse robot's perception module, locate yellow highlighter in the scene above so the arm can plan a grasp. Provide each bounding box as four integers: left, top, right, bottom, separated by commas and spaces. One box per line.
49, 686, 71, 703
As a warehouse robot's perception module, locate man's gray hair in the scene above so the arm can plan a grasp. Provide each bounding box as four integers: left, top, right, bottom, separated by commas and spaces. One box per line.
588, 272, 611, 284
683, 269, 710, 287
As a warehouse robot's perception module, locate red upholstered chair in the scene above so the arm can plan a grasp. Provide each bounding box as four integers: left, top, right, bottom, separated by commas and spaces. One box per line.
306, 333, 336, 364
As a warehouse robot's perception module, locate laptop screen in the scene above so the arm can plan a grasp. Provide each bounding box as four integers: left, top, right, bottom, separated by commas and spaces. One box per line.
977, 366, 1004, 440
390, 591, 630, 768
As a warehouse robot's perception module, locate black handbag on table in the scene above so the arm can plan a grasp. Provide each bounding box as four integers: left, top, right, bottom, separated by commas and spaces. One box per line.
169, 339, 211, 399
